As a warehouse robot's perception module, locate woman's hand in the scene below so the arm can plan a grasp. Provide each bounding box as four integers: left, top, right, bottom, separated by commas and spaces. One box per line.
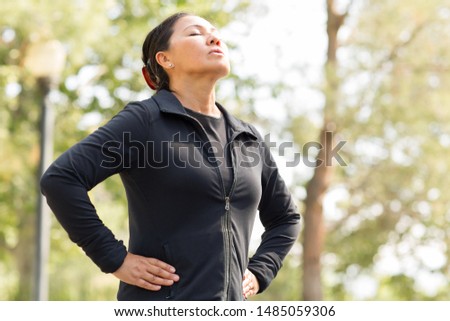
113, 252, 180, 291
242, 269, 259, 299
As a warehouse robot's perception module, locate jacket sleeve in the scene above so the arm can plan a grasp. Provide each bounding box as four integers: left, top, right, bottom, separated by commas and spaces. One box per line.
40, 102, 150, 273
247, 126, 301, 293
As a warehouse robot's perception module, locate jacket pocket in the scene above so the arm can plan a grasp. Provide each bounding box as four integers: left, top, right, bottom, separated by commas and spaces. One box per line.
163, 243, 178, 300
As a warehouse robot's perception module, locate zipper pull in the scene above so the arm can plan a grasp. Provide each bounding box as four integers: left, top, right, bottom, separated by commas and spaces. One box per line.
225, 197, 230, 211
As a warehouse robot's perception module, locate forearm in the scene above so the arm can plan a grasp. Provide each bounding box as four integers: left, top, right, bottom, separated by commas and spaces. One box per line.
41, 166, 127, 273
248, 211, 300, 292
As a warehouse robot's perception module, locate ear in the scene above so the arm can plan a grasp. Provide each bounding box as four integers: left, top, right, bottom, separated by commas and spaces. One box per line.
141, 66, 156, 90
155, 51, 172, 69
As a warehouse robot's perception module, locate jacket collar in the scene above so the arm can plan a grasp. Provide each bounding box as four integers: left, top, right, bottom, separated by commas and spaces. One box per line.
151, 89, 257, 140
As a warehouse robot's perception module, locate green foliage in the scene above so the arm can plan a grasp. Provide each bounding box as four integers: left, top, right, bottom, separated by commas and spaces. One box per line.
240, 0, 449, 301
0, 0, 253, 300
289, 0, 450, 300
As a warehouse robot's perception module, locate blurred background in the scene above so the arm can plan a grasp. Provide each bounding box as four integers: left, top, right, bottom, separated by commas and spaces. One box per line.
1, 0, 449, 300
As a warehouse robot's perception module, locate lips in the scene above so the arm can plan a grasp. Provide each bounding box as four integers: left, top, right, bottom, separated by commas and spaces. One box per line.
209, 48, 224, 55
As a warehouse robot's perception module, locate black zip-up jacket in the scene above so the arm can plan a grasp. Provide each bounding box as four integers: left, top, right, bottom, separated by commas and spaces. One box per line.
40, 89, 301, 300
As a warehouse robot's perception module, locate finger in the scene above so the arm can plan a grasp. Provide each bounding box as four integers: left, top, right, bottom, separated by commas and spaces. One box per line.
136, 278, 162, 291
243, 282, 253, 296
243, 289, 253, 299
243, 279, 257, 297
243, 282, 253, 293
142, 272, 176, 287
242, 272, 251, 296
145, 258, 180, 281
146, 264, 180, 282
244, 269, 259, 295
243, 283, 252, 295
245, 289, 255, 298
147, 257, 177, 273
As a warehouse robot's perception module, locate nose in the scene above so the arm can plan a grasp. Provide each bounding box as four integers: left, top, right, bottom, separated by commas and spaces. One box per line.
208, 33, 221, 46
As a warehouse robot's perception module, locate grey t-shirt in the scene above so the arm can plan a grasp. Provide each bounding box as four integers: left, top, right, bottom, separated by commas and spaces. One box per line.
185, 107, 233, 195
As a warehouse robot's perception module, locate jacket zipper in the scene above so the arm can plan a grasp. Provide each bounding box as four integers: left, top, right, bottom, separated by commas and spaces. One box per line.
223, 196, 231, 299
180, 112, 239, 300
222, 140, 238, 300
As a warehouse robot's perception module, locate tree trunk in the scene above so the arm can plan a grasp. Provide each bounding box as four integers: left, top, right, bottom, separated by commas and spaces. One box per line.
13, 209, 35, 300
302, 128, 334, 300
302, 0, 349, 301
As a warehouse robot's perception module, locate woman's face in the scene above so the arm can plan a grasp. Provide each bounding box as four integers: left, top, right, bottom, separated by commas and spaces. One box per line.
160, 15, 230, 81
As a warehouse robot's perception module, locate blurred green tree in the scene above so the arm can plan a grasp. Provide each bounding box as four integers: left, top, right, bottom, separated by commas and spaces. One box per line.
328, 0, 450, 300
283, 0, 450, 300
0, 0, 253, 300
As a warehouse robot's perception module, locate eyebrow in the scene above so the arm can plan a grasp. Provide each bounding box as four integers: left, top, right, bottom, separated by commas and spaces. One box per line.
183, 24, 217, 32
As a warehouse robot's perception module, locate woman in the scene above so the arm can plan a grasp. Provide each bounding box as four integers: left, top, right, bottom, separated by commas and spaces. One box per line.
41, 12, 301, 301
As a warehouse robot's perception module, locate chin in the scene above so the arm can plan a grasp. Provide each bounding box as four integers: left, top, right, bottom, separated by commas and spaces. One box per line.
213, 62, 231, 78
190, 62, 230, 79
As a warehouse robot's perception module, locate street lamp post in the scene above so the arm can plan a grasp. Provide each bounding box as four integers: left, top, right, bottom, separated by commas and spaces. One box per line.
24, 39, 66, 301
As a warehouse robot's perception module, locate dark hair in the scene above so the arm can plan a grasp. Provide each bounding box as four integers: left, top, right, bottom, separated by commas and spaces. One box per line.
142, 12, 191, 91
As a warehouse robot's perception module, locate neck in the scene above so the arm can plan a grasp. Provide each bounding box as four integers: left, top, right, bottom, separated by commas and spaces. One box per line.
170, 76, 220, 117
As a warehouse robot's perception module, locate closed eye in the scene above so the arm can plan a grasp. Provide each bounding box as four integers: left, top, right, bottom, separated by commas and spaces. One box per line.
188, 29, 202, 36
